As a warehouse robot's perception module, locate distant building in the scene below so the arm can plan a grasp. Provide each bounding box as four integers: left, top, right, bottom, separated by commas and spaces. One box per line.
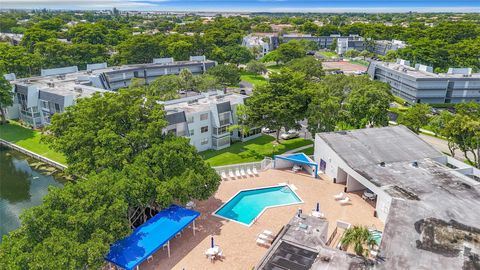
6, 57, 216, 128
336, 36, 365, 55
314, 126, 480, 270
242, 33, 279, 59
372, 39, 406, 55
281, 34, 363, 51
367, 59, 480, 104
162, 91, 261, 151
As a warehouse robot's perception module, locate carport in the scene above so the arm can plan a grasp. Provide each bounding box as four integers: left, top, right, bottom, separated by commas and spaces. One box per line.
273, 153, 319, 178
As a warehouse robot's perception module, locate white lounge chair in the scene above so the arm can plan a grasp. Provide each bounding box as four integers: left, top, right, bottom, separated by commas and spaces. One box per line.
252, 167, 259, 176
262, 230, 274, 237
339, 197, 351, 205
220, 171, 228, 180
229, 170, 235, 179
257, 233, 273, 241
256, 238, 270, 247
240, 168, 247, 177
247, 168, 254, 176
334, 192, 345, 200
235, 169, 241, 178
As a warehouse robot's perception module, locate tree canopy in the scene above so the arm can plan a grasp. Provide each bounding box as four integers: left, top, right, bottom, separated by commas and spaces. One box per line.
0, 87, 221, 268
0, 74, 13, 124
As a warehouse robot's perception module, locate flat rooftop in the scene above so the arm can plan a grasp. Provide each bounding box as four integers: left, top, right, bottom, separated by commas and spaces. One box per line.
316, 126, 480, 269
317, 125, 442, 170
162, 91, 246, 114
373, 61, 480, 79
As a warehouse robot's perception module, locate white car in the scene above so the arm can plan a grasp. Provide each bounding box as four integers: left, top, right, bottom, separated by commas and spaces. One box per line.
262, 127, 276, 133
280, 130, 299, 140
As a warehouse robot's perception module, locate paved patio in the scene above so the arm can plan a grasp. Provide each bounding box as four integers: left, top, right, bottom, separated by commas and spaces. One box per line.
137, 169, 384, 270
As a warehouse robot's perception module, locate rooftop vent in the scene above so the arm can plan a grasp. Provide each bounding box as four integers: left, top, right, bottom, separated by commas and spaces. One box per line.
412, 161, 419, 168
379, 161, 386, 167
74, 86, 83, 93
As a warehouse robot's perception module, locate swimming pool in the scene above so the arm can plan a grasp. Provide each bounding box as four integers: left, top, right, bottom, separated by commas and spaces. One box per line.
213, 185, 303, 226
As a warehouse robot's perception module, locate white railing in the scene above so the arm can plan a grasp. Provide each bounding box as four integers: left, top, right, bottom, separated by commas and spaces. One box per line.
213, 161, 263, 174
0, 139, 67, 171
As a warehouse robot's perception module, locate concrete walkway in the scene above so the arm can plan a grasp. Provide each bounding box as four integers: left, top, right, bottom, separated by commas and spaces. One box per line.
283, 144, 314, 154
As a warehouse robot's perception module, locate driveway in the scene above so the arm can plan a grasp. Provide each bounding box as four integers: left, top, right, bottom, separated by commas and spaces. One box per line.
419, 134, 473, 162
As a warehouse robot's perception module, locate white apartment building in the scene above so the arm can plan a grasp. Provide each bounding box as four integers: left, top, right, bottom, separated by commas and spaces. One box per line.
162, 91, 261, 151
242, 34, 278, 59
5, 57, 216, 127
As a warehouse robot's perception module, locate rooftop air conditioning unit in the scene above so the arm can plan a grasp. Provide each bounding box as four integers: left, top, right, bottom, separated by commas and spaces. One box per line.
74, 86, 83, 93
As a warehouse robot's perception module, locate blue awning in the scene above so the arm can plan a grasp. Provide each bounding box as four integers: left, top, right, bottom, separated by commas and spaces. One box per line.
274, 153, 319, 178
105, 205, 200, 270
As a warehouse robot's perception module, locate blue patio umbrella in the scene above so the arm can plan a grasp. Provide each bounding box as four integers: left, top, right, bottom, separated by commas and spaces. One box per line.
316, 202, 320, 212
211, 236, 214, 248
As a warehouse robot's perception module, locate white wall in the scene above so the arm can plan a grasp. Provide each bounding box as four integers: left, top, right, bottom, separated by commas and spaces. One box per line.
314, 134, 393, 223
346, 175, 365, 192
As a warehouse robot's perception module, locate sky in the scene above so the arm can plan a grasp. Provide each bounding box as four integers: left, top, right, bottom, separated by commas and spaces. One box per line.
1, 0, 480, 13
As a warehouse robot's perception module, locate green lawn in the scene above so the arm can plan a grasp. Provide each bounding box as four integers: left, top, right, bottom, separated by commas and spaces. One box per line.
0, 122, 66, 164
240, 72, 268, 88
294, 146, 314, 156
266, 64, 284, 73
318, 51, 338, 58
200, 134, 313, 166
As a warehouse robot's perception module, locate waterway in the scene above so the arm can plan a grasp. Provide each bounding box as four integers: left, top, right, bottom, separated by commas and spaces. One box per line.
0, 147, 64, 241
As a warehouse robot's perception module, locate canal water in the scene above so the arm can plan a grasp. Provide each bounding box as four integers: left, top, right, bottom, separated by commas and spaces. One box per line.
0, 147, 64, 241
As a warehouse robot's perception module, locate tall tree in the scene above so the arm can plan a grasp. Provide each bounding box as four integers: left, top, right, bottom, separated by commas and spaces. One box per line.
44, 88, 168, 175
345, 78, 393, 128
207, 64, 240, 93
0, 75, 13, 124
306, 84, 342, 135
398, 103, 431, 134
246, 69, 308, 141
276, 40, 306, 63
286, 56, 324, 81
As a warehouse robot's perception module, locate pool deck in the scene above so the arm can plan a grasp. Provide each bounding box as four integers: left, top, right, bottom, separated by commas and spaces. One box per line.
135, 169, 384, 270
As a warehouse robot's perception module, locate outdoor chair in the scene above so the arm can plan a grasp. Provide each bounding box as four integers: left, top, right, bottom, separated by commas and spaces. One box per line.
334, 192, 345, 200
256, 238, 271, 247
247, 168, 254, 176
235, 169, 241, 178
220, 171, 228, 180
339, 197, 351, 205
240, 168, 247, 177
252, 167, 259, 176
229, 170, 235, 179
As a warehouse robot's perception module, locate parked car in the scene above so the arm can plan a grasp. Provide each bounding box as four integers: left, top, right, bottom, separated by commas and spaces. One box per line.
239, 89, 247, 95
280, 130, 300, 140
262, 127, 276, 133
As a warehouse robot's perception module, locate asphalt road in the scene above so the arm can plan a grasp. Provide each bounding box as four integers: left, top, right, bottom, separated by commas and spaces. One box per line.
419, 134, 472, 162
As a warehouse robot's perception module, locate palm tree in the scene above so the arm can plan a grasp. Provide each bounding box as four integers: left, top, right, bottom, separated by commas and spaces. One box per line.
340, 226, 376, 257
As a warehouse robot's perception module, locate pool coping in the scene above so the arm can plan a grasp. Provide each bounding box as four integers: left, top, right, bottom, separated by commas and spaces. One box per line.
212, 184, 304, 227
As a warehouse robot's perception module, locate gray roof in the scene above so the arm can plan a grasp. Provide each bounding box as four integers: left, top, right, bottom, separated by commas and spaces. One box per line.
316, 126, 480, 270
317, 125, 441, 171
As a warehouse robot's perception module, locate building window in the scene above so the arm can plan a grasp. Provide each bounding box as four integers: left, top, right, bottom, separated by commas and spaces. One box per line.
187, 115, 194, 123
189, 129, 194, 136
201, 138, 208, 145
201, 126, 209, 133
41, 100, 49, 110
200, 113, 209, 121
54, 103, 61, 113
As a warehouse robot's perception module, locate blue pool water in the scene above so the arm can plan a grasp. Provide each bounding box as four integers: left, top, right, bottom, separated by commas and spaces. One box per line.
214, 185, 302, 226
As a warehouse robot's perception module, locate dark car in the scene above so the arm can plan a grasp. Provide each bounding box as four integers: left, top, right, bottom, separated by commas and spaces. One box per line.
239, 89, 247, 95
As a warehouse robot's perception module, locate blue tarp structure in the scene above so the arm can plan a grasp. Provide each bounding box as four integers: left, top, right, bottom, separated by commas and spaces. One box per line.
105, 205, 200, 270
273, 153, 319, 178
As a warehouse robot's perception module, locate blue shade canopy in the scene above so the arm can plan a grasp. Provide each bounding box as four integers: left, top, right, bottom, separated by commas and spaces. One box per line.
105, 205, 200, 270
274, 153, 319, 178
274, 153, 317, 166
